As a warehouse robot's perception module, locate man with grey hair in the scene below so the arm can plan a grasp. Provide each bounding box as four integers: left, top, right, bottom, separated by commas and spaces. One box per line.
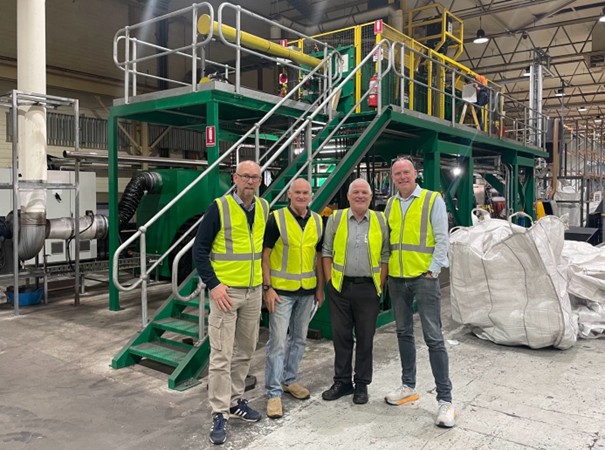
321, 178, 389, 404
262, 178, 324, 419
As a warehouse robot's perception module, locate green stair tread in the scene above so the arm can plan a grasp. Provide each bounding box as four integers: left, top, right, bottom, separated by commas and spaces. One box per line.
129, 342, 188, 367
154, 317, 199, 337
174, 298, 200, 308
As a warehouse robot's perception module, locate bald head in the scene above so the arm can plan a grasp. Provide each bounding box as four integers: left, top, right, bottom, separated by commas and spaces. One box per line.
236, 160, 261, 174
289, 178, 311, 193
233, 160, 261, 205
288, 178, 312, 216
348, 178, 371, 195
391, 158, 417, 198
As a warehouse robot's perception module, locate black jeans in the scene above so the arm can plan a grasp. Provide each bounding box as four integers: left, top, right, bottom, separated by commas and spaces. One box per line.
328, 279, 380, 386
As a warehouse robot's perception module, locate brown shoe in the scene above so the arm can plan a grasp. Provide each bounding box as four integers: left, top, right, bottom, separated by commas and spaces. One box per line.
282, 383, 310, 400
267, 397, 283, 419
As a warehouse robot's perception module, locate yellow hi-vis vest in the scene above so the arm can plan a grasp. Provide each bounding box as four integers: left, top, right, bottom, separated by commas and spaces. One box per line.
269, 208, 323, 291
330, 208, 385, 296
385, 189, 438, 278
210, 195, 269, 287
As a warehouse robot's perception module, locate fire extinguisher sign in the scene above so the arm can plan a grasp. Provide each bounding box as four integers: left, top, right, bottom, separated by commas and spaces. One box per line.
374, 19, 383, 35
206, 126, 216, 147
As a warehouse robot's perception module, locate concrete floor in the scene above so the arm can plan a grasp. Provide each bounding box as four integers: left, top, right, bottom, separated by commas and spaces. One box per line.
1, 281, 604, 450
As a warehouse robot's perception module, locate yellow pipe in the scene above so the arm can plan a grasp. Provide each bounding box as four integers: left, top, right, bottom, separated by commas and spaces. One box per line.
198, 15, 322, 68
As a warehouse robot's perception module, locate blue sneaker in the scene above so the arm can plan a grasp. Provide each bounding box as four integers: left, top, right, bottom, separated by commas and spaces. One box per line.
229, 399, 262, 422
209, 413, 227, 445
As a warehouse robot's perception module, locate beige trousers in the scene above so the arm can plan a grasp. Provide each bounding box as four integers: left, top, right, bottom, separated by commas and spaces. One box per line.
207, 286, 262, 414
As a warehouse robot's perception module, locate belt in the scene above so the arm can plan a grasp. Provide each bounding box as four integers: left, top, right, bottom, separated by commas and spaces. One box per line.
343, 276, 373, 284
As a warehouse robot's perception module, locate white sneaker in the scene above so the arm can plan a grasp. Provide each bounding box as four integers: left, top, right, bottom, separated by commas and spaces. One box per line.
384, 384, 420, 406
435, 400, 456, 428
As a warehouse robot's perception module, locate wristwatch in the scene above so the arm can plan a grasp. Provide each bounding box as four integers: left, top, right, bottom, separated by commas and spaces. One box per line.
262, 284, 272, 291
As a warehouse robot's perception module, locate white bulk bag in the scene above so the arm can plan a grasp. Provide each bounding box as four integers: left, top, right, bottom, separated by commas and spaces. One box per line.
449, 212, 577, 349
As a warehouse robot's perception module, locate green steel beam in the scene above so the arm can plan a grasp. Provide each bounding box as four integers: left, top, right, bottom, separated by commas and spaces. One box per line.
422, 133, 440, 191
441, 171, 461, 225
207, 101, 220, 199
169, 338, 210, 391
311, 108, 392, 211
389, 110, 548, 159
108, 113, 121, 311
484, 174, 505, 196
459, 156, 474, 226
438, 141, 472, 157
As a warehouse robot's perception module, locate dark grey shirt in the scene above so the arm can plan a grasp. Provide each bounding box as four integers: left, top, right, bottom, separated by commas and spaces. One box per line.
322, 209, 389, 277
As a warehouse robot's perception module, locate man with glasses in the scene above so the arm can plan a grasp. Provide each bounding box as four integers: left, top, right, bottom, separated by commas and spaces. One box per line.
262, 178, 324, 419
193, 160, 269, 445
383, 157, 455, 428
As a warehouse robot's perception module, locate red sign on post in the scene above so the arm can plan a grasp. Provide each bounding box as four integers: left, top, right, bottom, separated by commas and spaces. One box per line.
374, 19, 383, 35
205, 126, 216, 147
280, 39, 288, 47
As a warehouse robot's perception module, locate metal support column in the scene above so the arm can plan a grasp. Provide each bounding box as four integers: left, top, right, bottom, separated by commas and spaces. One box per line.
206, 101, 220, 198
108, 112, 121, 311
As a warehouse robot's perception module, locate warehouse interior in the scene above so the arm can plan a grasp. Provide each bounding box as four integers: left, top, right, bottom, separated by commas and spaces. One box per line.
1, 0, 605, 449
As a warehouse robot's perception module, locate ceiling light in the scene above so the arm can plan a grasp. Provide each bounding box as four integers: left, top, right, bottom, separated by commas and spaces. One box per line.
600, 7, 605, 22
474, 17, 489, 44
555, 88, 564, 97
578, 106, 587, 112
595, 116, 603, 124
474, 29, 488, 44
523, 66, 531, 77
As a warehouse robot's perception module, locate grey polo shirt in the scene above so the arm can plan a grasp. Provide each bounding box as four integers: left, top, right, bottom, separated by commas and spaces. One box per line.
322, 209, 390, 277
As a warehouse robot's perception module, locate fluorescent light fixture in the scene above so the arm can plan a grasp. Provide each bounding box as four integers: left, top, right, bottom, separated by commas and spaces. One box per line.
474, 29, 488, 44
578, 106, 587, 112
555, 88, 565, 97
523, 66, 531, 77
600, 7, 605, 22
595, 116, 603, 124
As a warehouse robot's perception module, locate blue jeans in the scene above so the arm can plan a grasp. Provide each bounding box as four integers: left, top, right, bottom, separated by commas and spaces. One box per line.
388, 276, 453, 403
265, 293, 314, 398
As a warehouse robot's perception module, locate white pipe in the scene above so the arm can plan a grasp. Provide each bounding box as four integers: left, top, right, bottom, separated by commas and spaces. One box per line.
17, 0, 47, 260
276, 5, 396, 36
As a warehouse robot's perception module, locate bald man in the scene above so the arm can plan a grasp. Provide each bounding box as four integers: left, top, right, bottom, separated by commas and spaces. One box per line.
262, 178, 324, 419
321, 178, 389, 405
193, 160, 269, 445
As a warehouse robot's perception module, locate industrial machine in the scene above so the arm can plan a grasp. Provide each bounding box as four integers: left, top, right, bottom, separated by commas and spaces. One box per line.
108, 2, 547, 390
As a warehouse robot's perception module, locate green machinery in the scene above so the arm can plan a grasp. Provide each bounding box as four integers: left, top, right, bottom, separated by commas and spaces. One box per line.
109, 3, 547, 389
136, 169, 231, 280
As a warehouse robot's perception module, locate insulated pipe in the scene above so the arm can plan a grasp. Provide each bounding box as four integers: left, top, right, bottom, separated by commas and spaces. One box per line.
197, 14, 322, 68
17, 0, 47, 260
118, 172, 162, 229
46, 215, 109, 241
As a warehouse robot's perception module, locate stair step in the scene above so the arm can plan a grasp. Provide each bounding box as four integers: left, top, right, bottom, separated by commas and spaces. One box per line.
154, 317, 199, 338
129, 342, 188, 367
174, 298, 200, 308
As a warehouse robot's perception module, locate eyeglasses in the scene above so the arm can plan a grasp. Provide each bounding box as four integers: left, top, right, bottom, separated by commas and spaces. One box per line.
236, 173, 262, 182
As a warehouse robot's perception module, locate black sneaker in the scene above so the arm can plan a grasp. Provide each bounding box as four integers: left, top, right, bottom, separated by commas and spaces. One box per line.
321, 382, 354, 401
229, 399, 262, 422
353, 384, 368, 404
209, 413, 228, 445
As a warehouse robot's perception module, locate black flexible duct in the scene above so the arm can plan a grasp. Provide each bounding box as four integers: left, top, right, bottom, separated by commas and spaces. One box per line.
118, 172, 162, 230
0, 217, 12, 241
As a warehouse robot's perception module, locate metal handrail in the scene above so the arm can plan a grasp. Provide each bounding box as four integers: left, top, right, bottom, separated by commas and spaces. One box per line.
216, 2, 338, 93
112, 51, 336, 289
391, 41, 549, 149
112, 2, 215, 101
267, 39, 394, 205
